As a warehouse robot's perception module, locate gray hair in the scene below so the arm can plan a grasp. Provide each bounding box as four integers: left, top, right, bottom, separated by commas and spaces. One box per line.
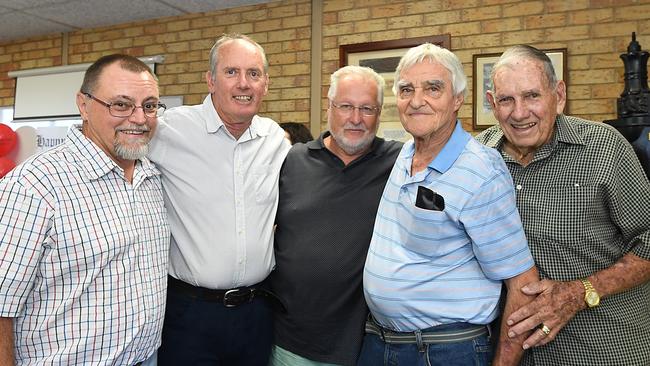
491, 45, 558, 89
327, 65, 386, 107
208, 33, 269, 81
393, 43, 467, 97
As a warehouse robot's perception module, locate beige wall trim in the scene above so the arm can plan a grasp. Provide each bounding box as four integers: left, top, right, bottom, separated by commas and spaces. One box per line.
309, 0, 322, 138
62, 32, 69, 65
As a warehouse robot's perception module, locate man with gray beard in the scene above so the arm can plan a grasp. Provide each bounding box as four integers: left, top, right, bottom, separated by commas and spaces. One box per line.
268, 65, 402, 366
0, 54, 169, 365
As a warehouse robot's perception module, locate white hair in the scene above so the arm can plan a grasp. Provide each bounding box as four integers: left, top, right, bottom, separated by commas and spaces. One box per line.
328, 65, 385, 106
393, 43, 467, 97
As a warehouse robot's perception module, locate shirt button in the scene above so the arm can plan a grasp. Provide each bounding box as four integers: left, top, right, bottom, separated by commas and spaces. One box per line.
516, 184, 522, 190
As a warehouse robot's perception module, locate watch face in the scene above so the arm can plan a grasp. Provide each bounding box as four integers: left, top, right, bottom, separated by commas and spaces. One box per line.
586, 291, 600, 306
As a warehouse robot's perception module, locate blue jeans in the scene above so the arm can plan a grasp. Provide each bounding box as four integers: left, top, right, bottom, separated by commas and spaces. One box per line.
356, 323, 492, 366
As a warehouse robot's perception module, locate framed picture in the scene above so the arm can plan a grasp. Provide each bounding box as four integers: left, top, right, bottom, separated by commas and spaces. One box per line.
339, 35, 451, 142
472, 48, 567, 129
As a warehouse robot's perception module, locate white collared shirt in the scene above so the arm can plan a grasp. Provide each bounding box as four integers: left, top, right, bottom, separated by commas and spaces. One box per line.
149, 95, 290, 289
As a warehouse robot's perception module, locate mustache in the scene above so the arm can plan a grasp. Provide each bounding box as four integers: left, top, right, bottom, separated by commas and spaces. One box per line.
116, 125, 151, 133
343, 122, 368, 131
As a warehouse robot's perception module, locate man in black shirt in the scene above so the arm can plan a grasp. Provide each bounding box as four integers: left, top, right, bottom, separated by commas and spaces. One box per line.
268, 65, 402, 366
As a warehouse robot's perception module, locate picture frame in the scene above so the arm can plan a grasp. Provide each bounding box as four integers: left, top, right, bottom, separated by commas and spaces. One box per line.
339, 35, 451, 142
472, 48, 567, 129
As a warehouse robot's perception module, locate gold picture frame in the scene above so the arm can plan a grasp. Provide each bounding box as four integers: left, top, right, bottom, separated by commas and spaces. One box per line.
339, 35, 451, 142
472, 48, 567, 129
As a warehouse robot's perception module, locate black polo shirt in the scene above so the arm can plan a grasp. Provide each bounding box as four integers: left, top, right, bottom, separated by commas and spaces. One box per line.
269, 132, 402, 366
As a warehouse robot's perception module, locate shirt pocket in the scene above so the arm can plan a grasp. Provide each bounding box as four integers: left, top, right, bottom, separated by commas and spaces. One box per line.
528, 183, 601, 243
402, 206, 460, 257
252, 166, 277, 204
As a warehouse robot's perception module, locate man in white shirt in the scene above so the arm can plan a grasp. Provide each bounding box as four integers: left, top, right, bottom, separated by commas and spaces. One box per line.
149, 33, 290, 365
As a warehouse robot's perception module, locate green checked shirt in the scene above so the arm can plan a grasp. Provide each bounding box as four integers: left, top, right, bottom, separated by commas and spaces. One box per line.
476, 114, 650, 366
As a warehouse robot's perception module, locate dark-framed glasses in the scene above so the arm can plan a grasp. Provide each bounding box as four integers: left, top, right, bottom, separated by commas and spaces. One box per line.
331, 101, 380, 117
82, 92, 166, 118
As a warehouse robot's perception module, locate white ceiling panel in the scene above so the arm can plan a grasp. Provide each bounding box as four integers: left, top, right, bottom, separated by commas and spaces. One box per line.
161, 0, 268, 13
0, 10, 76, 41
20, 0, 181, 28
0, 0, 272, 43
0, 5, 13, 14
0, 0, 72, 9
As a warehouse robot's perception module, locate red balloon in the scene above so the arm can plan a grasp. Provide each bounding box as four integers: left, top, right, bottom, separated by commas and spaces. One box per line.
0, 157, 15, 177
0, 124, 18, 157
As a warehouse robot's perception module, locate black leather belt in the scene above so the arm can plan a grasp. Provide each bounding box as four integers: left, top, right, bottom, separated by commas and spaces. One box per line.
168, 276, 286, 311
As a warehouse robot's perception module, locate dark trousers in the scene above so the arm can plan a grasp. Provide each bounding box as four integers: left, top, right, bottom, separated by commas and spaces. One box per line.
157, 285, 274, 366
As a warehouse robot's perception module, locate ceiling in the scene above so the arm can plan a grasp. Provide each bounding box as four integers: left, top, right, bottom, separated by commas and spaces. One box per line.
0, 0, 271, 43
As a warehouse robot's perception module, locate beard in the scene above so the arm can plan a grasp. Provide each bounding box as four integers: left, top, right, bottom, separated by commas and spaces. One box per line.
113, 124, 153, 161
328, 121, 376, 156
114, 140, 149, 160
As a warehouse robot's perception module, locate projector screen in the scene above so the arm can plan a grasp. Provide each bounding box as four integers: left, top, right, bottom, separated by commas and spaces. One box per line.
13, 71, 87, 120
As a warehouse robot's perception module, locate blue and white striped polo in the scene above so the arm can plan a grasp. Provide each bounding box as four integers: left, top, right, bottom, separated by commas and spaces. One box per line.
363, 121, 534, 332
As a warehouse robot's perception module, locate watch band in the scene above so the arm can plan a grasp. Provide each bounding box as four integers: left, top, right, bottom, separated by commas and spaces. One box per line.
580, 278, 595, 292
580, 278, 600, 308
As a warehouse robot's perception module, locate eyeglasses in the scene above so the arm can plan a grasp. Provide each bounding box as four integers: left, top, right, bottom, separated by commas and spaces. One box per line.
83, 92, 166, 118
330, 101, 380, 117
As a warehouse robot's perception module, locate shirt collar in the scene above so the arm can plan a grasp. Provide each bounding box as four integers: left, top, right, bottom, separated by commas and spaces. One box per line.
307, 131, 329, 151
66, 125, 159, 181
481, 114, 586, 152
401, 120, 470, 174
554, 114, 585, 146
201, 94, 269, 138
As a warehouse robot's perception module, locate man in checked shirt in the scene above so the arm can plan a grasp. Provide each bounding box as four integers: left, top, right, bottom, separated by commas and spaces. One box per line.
476, 44, 650, 365
0, 54, 169, 365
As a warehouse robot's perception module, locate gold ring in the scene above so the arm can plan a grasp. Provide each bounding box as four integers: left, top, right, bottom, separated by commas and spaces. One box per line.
540, 324, 551, 336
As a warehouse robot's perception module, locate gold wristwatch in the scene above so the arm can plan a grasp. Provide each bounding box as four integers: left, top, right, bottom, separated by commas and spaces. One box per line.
580, 278, 600, 308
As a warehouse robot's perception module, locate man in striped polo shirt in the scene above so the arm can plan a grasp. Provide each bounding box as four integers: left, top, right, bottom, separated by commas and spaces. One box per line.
359, 43, 539, 366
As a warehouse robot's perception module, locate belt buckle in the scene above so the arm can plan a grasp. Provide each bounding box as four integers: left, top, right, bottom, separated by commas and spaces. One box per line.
223, 288, 252, 307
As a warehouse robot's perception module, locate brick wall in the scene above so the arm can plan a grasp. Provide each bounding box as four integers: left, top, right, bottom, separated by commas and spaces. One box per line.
1, 0, 649, 132
0, 0, 312, 125
323, 0, 650, 131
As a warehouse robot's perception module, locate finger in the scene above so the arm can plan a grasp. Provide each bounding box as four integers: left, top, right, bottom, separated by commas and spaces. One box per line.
535, 329, 558, 347
520, 280, 546, 295
508, 314, 542, 337
507, 302, 538, 326
537, 336, 552, 346
522, 327, 549, 349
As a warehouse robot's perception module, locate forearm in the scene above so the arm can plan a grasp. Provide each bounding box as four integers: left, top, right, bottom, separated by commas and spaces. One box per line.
588, 252, 650, 299
493, 266, 539, 366
0, 317, 15, 366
